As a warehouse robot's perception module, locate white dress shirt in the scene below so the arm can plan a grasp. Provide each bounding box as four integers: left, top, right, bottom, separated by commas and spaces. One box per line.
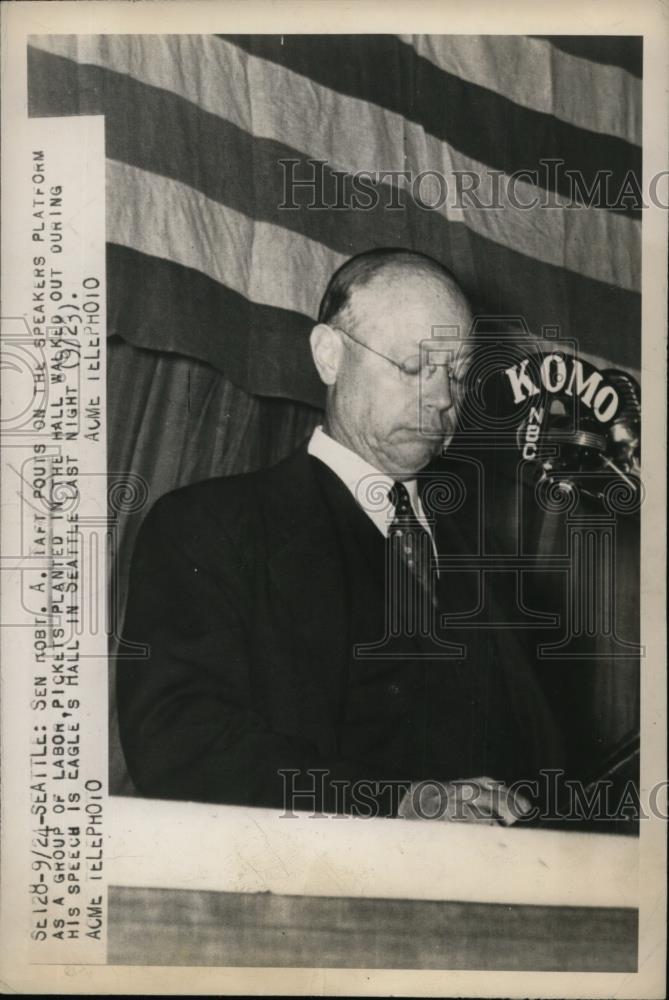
307, 426, 437, 556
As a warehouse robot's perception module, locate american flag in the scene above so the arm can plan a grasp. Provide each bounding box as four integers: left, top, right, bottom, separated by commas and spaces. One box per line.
27, 33, 641, 404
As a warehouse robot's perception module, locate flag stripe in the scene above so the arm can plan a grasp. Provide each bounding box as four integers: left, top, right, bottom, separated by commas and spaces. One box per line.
28, 44, 640, 295
106, 159, 349, 317
404, 34, 640, 145
30, 32, 641, 148
220, 34, 641, 217
533, 35, 643, 78
108, 243, 323, 406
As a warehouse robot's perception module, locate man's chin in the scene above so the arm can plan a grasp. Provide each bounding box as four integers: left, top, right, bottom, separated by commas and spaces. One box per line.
388, 438, 443, 476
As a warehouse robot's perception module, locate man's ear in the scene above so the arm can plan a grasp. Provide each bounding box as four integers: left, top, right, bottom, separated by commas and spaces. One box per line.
310, 323, 343, 386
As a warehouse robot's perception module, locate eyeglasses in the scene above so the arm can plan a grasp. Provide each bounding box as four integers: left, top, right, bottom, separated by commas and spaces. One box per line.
329, 323, 468, 383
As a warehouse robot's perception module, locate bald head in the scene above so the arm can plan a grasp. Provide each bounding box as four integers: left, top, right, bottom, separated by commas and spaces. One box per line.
318, 248, 470, 337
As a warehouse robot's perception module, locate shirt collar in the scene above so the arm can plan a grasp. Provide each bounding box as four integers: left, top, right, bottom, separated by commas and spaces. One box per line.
307, 425, 422, 538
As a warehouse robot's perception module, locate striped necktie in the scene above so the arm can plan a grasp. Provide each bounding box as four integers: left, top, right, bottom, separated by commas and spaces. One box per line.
387, 482, 438, 625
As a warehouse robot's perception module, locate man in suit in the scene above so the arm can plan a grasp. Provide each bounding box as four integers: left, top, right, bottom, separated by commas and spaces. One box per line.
118, 248, 563, 819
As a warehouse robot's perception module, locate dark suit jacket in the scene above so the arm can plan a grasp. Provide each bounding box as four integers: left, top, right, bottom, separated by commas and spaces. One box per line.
117, 445, 564, 812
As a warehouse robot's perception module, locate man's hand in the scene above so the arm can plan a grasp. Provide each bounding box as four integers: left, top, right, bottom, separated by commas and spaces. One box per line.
397, 776, 533, 825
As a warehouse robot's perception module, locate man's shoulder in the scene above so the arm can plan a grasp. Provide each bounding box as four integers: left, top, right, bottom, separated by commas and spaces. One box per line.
146, 444, 311, 532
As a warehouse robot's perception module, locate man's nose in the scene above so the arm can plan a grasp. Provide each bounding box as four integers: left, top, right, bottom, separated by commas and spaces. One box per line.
419, 378, 456, 437
422, 368, 454, 414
